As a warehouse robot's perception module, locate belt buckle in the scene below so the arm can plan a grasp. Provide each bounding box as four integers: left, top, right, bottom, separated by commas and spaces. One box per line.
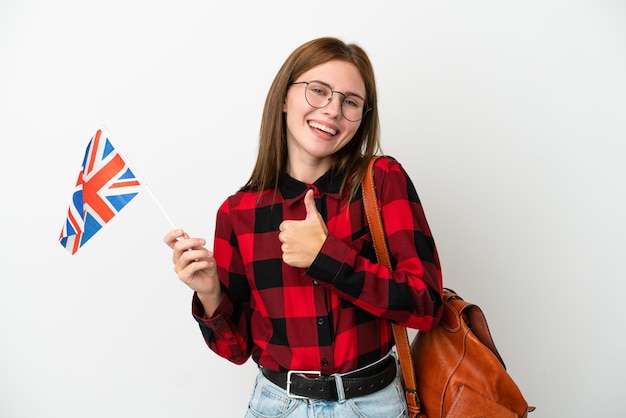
286, 370, 322, 399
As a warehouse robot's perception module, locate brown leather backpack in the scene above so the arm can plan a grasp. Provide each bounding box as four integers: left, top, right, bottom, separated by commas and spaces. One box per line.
410, 289, 535, 417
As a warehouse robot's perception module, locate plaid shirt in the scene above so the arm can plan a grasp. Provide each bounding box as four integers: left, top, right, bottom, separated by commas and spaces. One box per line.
192, 156, 443, 374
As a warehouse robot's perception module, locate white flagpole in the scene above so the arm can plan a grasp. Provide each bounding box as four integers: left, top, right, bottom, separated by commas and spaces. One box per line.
100, 125, 178, 230
143, 183, 177, 229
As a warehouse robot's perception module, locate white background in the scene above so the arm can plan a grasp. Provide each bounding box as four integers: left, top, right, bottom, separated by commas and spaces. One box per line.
1, 1, 625, 417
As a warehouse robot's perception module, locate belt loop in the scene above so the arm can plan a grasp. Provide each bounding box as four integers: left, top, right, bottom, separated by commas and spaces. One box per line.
332, 374, 346, 403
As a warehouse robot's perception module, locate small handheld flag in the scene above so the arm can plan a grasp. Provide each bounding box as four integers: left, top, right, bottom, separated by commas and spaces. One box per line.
59, 128, 143, 254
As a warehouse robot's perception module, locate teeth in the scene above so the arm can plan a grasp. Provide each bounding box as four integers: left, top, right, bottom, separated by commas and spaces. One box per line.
309, 121, 337, 136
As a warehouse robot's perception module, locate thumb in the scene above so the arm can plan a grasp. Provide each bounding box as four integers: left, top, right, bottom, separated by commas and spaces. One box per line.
304, 189, 319, 220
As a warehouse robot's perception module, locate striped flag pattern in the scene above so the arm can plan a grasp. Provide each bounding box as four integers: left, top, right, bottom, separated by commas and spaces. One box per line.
59, 128, 142, 254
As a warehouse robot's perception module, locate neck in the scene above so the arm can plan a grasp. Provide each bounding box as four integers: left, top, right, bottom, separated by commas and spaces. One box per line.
287, 158, 331, 184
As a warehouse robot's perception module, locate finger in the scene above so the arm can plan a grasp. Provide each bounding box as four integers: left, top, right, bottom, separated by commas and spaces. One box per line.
172, 239, 206, 265
174, 237, 206, 252
175, 248, 211, 271
180, 248, 211, 262
304, 189, 319, 220
279, 220, 291, 233
176, 259, 210, 283
163, 229, 185, 248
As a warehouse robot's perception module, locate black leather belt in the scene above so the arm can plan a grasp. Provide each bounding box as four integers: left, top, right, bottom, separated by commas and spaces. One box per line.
261, 355, 396, 401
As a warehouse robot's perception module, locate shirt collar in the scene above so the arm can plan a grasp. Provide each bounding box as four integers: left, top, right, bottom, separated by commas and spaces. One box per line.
279, 169, 344, 205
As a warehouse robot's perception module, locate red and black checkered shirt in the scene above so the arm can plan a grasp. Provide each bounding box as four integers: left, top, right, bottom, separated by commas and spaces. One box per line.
192, 156, 443, 374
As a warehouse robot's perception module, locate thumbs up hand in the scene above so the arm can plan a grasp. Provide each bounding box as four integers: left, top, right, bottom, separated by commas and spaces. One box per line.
278, 189, 328, 268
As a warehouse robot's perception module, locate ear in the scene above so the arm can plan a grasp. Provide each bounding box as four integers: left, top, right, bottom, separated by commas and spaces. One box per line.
282, 90, 290, 113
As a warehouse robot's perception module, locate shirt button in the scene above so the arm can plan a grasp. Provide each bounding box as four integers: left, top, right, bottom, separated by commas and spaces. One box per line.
313, 280, 319, 286
321, 359, 329, 367
317, 318, 325, 325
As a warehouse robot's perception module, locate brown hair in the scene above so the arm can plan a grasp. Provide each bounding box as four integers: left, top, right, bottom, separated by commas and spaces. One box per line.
242, 37, 381, 200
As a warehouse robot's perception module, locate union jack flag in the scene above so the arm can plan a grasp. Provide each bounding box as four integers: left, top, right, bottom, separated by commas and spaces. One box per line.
59, 128, 143, 254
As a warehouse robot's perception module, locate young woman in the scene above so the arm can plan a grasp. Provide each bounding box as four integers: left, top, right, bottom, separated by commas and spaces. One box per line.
164, 37, 443, 418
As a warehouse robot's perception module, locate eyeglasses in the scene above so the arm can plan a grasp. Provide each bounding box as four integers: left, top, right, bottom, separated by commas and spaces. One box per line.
289, 80, 371, 122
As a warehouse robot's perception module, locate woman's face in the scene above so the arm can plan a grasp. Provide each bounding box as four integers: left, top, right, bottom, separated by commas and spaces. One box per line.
282, 59, 366, 172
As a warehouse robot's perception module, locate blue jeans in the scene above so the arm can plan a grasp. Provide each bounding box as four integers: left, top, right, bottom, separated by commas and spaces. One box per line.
244, 362, 408, 418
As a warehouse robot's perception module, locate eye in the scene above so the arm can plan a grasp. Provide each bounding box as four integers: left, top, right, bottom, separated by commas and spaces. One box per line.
308, 82, 331, 97
343, 96, 363, 108
308, 81, 331, 97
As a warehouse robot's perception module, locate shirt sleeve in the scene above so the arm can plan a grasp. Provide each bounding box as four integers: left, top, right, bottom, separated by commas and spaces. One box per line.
307, 156, 443, 331
191, 198, 252, 365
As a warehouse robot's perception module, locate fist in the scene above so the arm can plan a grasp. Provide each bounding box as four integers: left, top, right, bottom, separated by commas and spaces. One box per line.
278, 189, 328, 268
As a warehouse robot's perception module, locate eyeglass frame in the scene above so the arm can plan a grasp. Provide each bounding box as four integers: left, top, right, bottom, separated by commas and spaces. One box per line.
289, 80, 372, 122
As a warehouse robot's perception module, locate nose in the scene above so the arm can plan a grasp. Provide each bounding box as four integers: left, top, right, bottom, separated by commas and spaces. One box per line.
322, 93, 343, 119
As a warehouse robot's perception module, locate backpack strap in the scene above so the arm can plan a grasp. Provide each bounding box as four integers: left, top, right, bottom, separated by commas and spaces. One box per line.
362, 156, 424, 418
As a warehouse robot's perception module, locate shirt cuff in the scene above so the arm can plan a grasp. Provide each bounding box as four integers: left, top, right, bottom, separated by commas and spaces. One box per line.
192, 292, 234, 328
306, 233, 350, 284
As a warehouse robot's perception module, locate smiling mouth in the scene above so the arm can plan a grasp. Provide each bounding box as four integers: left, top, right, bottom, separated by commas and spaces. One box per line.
309, 121, 337, 136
